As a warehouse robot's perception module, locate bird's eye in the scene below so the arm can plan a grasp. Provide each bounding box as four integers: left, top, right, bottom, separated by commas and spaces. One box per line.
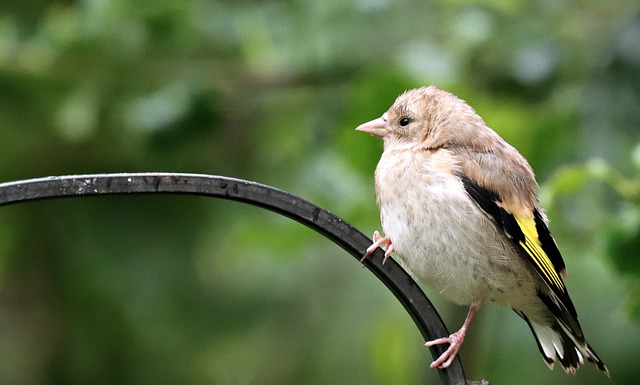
399, 117, 411, 127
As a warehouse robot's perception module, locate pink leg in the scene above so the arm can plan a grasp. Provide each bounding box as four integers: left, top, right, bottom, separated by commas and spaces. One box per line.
360, 230, 394, 264
425, 302, 480, 369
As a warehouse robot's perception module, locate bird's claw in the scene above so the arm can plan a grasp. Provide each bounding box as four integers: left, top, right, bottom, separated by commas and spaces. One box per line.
424, 303, 477, 369
424, 331, 465, 369
361, 230, 394, 264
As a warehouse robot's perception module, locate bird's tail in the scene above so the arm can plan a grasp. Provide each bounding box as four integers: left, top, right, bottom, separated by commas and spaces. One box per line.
517, 312, 609, 376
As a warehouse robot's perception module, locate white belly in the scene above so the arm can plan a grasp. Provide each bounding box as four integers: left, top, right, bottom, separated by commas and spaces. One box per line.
375, 149, 537, 307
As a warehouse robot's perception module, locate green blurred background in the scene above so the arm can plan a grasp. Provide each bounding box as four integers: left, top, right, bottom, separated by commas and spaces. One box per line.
0, 1, 639, 384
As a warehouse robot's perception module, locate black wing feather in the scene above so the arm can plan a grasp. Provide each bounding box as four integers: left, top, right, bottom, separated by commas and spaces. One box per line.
458, 173, 581, 332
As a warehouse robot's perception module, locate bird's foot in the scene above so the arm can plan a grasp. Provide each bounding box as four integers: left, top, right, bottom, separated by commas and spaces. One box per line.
424, 303, 478, 369
424, 331, 466, 369
360, 230, 394, 264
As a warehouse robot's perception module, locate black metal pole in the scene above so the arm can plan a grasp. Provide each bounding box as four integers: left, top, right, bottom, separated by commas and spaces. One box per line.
0, 173, 475, 385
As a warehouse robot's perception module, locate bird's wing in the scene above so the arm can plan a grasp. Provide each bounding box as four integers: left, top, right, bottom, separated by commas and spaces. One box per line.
457, 171, 583, 339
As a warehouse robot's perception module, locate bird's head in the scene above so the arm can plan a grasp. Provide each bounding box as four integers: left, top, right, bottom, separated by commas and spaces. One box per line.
356, 86, 491, 151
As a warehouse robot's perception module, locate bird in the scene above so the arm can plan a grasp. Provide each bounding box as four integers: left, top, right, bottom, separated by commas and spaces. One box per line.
356, 86, 608, 375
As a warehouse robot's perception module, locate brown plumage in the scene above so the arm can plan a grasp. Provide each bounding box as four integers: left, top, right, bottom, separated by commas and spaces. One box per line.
357, 86, 608, 375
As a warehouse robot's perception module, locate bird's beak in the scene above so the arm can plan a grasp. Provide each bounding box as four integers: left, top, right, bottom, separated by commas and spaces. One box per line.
356, 117, 388, 137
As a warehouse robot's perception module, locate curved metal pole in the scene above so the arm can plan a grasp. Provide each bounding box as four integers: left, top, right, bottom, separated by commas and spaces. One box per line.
0, 173, 471, 385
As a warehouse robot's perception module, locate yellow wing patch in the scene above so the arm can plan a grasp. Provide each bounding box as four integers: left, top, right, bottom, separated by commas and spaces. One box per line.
514, 214, 565, 291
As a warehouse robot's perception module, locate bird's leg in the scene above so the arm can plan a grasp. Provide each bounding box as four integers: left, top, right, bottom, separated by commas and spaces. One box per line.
424, 302, 480, 369
360, 230, 395, 264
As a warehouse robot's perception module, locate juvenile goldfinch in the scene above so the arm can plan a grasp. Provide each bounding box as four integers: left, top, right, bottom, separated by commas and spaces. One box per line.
357, 86, 608, 375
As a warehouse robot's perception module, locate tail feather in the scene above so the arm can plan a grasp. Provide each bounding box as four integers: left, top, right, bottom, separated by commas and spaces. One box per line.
515, 310, 609, 376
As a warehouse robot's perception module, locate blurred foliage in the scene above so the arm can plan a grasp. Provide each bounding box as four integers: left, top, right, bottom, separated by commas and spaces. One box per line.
0, 1, 639, 384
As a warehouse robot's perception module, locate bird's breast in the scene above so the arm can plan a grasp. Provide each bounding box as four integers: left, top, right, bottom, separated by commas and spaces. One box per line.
374, 149, 535, 306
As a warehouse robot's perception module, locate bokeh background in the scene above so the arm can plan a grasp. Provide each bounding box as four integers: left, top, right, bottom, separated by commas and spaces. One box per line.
1, 1, 639, 384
